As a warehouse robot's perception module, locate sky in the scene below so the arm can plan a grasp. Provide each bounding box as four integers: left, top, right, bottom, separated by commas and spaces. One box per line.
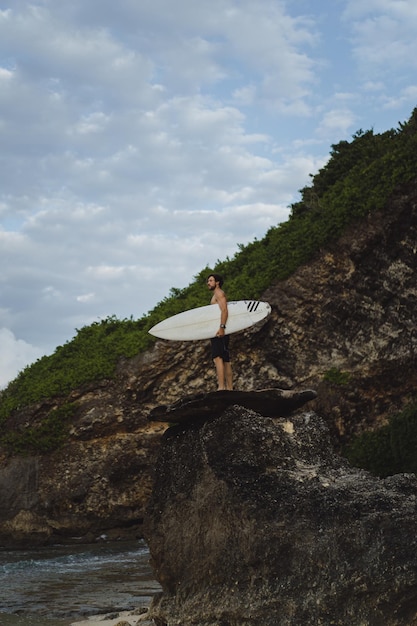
1, 0, 417, 388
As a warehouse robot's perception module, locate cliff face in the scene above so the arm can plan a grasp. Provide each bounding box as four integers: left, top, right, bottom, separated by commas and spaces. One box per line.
0, 183, 417, 545
0, 381, 165, 545
144, 407, 417, 626
262, 185, 417, 442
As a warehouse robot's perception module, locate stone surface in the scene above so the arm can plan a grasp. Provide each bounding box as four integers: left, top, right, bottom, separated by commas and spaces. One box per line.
144, 406, 417, 626
149, 388, 317, 424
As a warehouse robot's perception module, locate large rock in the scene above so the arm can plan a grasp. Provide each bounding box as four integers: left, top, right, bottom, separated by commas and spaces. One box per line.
144, 406, 417, 626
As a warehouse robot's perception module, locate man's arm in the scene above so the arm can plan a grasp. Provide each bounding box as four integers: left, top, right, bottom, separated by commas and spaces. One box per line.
216, 291, 228, 336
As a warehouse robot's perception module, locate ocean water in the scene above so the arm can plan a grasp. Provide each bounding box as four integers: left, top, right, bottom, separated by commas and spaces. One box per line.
0, 540, 161, 626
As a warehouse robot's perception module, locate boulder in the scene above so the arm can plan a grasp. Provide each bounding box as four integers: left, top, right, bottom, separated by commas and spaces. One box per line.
144, 406, 417, 626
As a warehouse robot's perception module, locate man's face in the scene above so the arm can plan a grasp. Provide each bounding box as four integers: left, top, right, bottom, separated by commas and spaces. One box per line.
207, 276, 217, 291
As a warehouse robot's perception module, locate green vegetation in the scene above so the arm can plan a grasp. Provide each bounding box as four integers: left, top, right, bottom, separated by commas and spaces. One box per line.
0, 316, 154, 422
1, 107, 417, 425
323, 368, 351, 386
344, 402, 417, 478
0, 402, 77, 454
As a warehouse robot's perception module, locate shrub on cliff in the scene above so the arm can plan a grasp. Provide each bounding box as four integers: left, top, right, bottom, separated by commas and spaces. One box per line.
344, 402, 417, 478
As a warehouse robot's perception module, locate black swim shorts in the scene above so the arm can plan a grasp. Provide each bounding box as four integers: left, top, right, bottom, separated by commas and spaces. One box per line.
210, 335, 231, 362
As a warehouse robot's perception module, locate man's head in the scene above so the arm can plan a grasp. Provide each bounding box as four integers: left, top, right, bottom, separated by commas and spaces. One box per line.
207, 273, 223, 289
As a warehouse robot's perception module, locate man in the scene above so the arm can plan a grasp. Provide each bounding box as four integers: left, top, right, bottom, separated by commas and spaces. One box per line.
207, 273, 233, 391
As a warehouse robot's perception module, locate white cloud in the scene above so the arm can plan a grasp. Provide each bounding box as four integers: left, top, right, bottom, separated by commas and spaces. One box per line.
344, 0, 417, 74
316, 109, 358, 141
343, 0, 417, 20
76, 292, 95, 303
0, 328, 43, 388
381, 85, 417, 110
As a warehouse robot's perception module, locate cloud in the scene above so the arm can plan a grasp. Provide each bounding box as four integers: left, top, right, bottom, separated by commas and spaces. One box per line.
381, 85, 417, 110
316, 109, 358, 141
343, 0, 417, 75
0, 328, 43, 389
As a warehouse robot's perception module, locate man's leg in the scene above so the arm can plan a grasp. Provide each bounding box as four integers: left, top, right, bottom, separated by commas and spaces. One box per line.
213, 356, 225, 390
224, 362, 233, 390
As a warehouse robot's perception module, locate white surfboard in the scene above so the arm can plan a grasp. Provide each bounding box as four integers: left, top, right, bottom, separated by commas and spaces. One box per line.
148, 300, 271, 341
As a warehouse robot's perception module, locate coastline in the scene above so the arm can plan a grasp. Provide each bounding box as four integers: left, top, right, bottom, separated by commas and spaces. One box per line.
70, 607, 153, 626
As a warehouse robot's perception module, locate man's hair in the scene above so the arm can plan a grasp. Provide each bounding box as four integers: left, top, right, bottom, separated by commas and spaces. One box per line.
207, 273, 224, 288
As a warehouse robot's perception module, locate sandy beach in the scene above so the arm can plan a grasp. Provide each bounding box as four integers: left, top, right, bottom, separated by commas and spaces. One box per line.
70, 607, 153, 626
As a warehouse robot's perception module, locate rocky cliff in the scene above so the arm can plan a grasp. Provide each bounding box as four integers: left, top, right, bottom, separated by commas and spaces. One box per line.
144, 406, 417, 626
0, 182, 417, 545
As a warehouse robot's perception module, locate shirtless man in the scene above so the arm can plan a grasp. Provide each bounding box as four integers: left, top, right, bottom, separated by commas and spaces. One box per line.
207, 274, 233, 391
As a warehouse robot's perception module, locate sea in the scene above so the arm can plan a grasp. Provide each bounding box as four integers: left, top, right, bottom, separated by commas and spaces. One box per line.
0, 539, 161, 626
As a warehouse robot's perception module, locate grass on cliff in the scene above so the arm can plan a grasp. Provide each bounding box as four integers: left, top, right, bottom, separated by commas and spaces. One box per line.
1, 107, 417, 424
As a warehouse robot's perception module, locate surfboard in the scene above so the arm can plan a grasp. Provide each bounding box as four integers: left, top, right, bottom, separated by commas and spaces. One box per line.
148, 300, 271, 341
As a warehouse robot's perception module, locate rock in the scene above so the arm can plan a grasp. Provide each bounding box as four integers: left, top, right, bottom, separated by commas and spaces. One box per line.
148, 388, 317, 424
0, 457, 39, 517
144, 406, 417, 626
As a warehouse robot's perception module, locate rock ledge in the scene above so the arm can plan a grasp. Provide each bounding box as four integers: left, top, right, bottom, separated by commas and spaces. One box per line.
149, 388, 317, 424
